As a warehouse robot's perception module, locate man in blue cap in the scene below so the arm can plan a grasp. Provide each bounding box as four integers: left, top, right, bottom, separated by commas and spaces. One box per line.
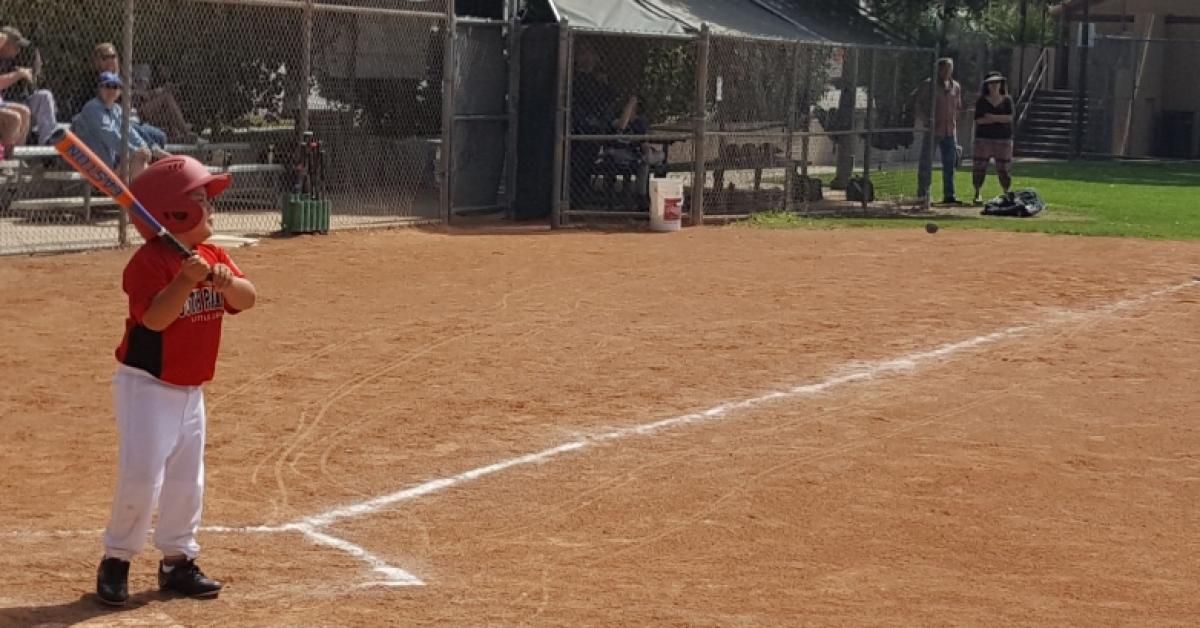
72, 71, 169, 179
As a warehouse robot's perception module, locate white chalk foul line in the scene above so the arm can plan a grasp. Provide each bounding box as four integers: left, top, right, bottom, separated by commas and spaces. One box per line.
298, 326, 1028, 529
291, 524, 425, 587
201, 524, 290, 534
0, 525, 420, 586
0, 525, 283, 539
4, 281, 1192, 587
203, 523, 421, 586
298, 280, 1196, 530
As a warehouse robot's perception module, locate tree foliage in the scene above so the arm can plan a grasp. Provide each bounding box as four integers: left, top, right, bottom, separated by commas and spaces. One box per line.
864, 0, 1057, 48
638, 39, 695, 125
976, 0, 1058, 46
134, 2, 302, 132
1, 1, 313, 134
0, 0, 124, 114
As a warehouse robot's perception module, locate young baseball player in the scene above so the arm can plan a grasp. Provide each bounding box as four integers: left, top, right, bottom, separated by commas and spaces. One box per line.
95, 156, 257, 606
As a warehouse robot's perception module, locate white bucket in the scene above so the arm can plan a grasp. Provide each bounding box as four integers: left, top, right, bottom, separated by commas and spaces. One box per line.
648, 178, 684, 232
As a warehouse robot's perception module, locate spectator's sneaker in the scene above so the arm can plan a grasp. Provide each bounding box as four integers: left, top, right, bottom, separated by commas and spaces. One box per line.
972, 194, 983, 205
942, 196, 961, 205
158, 559, 222, 598
96, 557, 130, 606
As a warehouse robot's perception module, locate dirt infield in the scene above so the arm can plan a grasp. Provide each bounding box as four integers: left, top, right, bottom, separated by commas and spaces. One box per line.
1, 225, 1198, 627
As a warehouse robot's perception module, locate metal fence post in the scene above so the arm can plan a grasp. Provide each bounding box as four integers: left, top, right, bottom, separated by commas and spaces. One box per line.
503, 12, 522, 219
1018, 0, 1029, 82
118, 0, 135, 247
1074, 0, 1090, 157
690, 24, 710, 227
861, 48, 876, 211
440, 0, 458, 224
799, 46, 816, 215
925, 7, 949, 209
550, 19, 569, 229
831, 47, 859, 192
782, 41, 800, 214
923, 50, 938, 210
300, 0, 312, 136
1039, 0, 1049, 47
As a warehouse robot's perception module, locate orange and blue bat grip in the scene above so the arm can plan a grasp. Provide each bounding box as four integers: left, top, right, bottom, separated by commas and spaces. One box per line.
50, 129, 194, 259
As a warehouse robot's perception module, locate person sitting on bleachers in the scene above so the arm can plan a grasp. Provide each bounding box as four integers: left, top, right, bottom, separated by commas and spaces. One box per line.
132, 62, 194, 142
0, 26, 60, 147
88, 43, 182, 147
0, 84, 29, 159
72, 72, 169, 179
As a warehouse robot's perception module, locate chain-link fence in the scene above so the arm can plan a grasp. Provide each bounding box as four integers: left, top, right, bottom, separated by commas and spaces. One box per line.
560, 30, 696, 221
0, 2, 937, 252
0, 0, 454, 256
862, 47, 939, 210
0, 0, 126, 254
554, 26, 935, 226
1083, 36, 1200, 159
701, 36, 791, 218
310, 5, 445, 229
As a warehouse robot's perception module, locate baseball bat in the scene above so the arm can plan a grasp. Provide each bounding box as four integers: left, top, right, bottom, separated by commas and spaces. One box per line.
50, 129, 194, 259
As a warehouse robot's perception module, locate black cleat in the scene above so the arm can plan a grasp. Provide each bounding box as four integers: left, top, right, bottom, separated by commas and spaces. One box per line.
158, 559, 223, 598
96, 557, 130, 606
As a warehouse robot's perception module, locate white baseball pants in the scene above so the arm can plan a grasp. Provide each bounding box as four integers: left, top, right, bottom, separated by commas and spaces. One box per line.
103, 365, 207, 561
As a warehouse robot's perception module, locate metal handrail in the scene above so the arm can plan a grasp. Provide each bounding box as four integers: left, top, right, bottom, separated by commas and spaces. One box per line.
1015, 47, 1049, 131
1015, 47, 1049, 105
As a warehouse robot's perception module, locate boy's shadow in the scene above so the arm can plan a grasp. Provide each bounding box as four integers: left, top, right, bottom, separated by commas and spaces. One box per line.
0, 590, 184, 626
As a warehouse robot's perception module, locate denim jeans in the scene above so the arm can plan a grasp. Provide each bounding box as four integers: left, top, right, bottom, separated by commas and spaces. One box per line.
134, 122, 167, 150
917, 134, 959, 201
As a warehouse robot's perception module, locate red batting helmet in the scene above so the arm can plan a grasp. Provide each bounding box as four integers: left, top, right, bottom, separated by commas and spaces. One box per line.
128, 155, 231, 242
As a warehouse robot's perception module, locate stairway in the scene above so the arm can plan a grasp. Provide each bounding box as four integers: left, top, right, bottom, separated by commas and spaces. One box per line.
1016, 89, 1085, 159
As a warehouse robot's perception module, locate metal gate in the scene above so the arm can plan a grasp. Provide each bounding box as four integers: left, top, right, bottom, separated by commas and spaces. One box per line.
448, 17, 518, 220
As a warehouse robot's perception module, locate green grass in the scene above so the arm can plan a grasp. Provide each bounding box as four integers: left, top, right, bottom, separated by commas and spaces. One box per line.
747, 161, 1200, 240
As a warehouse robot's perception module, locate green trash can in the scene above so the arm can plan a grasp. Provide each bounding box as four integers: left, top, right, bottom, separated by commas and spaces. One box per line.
280, 193, 331, 235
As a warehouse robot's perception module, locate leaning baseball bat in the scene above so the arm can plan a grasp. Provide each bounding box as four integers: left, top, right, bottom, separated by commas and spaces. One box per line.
50, 129, 194, 259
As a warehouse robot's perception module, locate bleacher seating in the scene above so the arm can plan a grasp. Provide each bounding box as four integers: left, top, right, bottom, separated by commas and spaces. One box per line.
1, 127, 288, 221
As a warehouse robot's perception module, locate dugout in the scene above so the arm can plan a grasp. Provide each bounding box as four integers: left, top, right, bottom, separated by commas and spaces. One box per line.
513, 0, 935, 225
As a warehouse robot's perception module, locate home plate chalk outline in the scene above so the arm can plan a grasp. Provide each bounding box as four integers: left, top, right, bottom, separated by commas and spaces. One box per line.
4, 279, 1196, 588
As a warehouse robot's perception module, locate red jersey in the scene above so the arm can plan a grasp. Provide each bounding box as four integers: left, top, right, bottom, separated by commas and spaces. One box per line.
115, 239, 246, 386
